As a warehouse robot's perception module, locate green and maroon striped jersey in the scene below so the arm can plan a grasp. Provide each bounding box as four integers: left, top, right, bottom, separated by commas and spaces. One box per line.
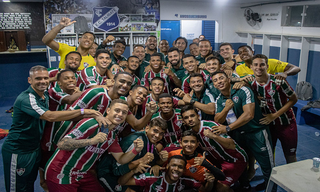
249, 74, 295, 125
112, 68, 141, 89
78, 66, 108, 91
141, 94, 180, 116
141, 69, 171, 93
182, 70, 210, 93
48, 67, 80, 89
134, 172, 202, 192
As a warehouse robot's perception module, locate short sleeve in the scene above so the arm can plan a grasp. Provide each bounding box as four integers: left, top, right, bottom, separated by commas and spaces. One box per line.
239, 87, 254, 106
268, 59, 288, 74
108, 136, 123, 153
215, 95, 224, 114
70, 88, 105, 110
280, 80, 295, 98
203, 90, 216, 104
80, 68, 98, 88
65, 118, 98, 139
20, 93, 49, 118
49, 87, 69, 105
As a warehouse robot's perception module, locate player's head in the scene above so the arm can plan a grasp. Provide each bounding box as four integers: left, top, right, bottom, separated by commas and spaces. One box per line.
127, 56, 140, 71
113, 39, 126, 57
94, 49, 111, 70
181, 105, 200, 129
193, 38, 200, 44
57, 69, 76, 93
145, 118, 168, 144
175, 37, 188, 52
189, 42, 199, 57
238, 45, 254, 62
205, 56, 221, 74
199, 35, 205, 40
166, 155, 187, 182
189, 73, 205, 93
146, 35, 157, 51
150, 77, 165, 96
159, 39, 169, 53
167, 47, 181, 67
64, 51, 82, 72
219, 42, 234, 60
79, 32, 95, 50
129, 85, 148, 106
211, 71, 230, 91
179, 130, 199, 155
252, 54, 269, 77
28, 65, 49, 93
182, 54, 198, 73
199, 39, 212, 57
132, 44, 145, 61
113, 72, 133, 96
89, 42, 99, 57
150, 53, 162, 71
107, 99, 129, 125
158, 93, 174, 114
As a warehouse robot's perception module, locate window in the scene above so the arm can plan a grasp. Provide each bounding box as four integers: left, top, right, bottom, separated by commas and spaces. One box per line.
281, 6, 303, 27
303, 5, 320, 27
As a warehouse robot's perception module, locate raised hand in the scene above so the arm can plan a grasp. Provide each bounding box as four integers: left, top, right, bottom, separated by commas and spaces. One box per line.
149, 165, 165, 176
159, 150, 169, 162
133, 163, 150, 174
59, 17, 76, 28
91, 132, 107, 145
192, 152, 206, 167
146, 101, 158, 113
133, 138, 144, 153
140, 152, 154, 164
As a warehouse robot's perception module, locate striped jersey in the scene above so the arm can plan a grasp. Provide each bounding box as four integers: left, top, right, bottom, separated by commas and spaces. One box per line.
182, 70, 210, 93
41, 87, 71, 152
78, 66, 108, 91
197, 120, 247, 163
112, 68, 141, 89
151, 109, 183, 148
47, 67, 80, 89
249, 74, 295, 125
141, 94, 180, 116
141, 69, 171, 93
134, 172, 202, 192
45, 118, 122, 184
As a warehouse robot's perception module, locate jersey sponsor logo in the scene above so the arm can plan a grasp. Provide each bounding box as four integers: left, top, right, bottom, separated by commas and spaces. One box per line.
225, 176, 233, 183
57, 173, 65, 179
141, 78, 146, 82
87, 76, 96, 82
97, 104, 105, 111
189, 166, 197, 173
165, 130, 181, 137
84, 62, 89, 68
85, 145, 106, 154
16, 168, 25, 176
71, 170, 87, 176
232, 96, 239, 103
71, 129, 84, 138
76, 100, 87, 109
267, 89, 275, 96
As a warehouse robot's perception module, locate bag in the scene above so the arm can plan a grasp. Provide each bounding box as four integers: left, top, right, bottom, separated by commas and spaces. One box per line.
296, 81, 313, 101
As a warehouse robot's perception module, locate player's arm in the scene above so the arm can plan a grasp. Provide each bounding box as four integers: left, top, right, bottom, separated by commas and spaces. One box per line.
40, 109, 101, 122
214, 99, 234, 124
203, 129, 236, 149
194, 102, 215, 115
164, 67, 182, 88
57, 132, 106, 151
193, 152, 226, 180
283, 63, 301, 77
42, 17, 75, 51
111, 138, 144, 165
126, 101, 158, 130
61, 90, 83, 105
118, 170, 137, 186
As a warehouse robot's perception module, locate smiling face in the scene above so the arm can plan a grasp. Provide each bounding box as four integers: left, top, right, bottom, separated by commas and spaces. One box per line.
146, 125, 165, 144
175, 39, 187, 52
146, 36, 157, 51
88, 43, 98, 57
132, 46, 146, 61
106, 103, 129, 125
95, 53, 111, 70
212, 73, 230, 92
199, 41, 212, 57
206, 58, 220, 74
219, 45, 234, 60
113, 74, 133, 96
158, 97, 173, 114
189, 44, 199, 57
65, 53, 81, 72
189, 76, 204, 93
150, 79, 164, 96
159, 40, 169, 52
57, 71, 76, 92
79, 33, 94, 49
127, 57, 140, 71
129, 87, 148, 105
183, 56, 198, 73
238, 46, 253, 62
168, 50, 181, 67
180, 136, 199, 155
166, 158, 186, 183
181, 109, 200, 129
113, 42, 126, 57
28, 70, 49, 93
251, 58, 268, 77
150, 56, 161, 71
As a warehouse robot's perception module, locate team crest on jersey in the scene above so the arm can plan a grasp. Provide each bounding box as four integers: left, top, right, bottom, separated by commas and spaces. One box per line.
148, 77, 153, 82
84, 62, 89, 68
268, 89, 275, 96
175, 120, 182, 127
225, 177, 233, 183
177, 184, 185, 191
107, 138, 114, 146
114, 184, 122, 191
232, 96, 239, 103
189, 166, 197, 173
97, 104, 105, 111
57, 173, 64, 179
222, 102, 225, 106
17, 168, 25, 176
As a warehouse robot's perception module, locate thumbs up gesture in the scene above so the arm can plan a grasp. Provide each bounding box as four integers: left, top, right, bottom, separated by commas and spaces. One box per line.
192, 152, 206, 167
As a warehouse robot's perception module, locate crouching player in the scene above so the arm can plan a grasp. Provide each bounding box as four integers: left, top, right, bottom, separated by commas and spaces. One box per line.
44, 99, 144, 191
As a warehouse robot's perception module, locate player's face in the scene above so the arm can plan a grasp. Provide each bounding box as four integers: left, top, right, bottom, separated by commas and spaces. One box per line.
129, 87, 148, 105
168, 50, 180, 67
180, 136, 199, 155
182, 110, 200, 128
212, 73, 230, 91
146, 37, 157, 51
58, 71, 76, 92
88, 44, 98, 57
132, 46, 146, 61
238, 47, 253, 62
189, 44, 199, 57
183, 57, 198, 73
251, 58, 268, 77
159, 40, 169, 52
95, 53, 111, 70
113, 43, 126, 56
150, 80, 164, 95
127, 57, 140, 71
150, 56, 161, 70
28, 70, 49, 93
158, 97, 173, 114
199, 35, 205, 40
79, 33, 94, 49
189, 76, 204, 93
107, 103, 129, 125
175, 39, 187, 52
206, 59, 220, 74
114, 74, 133, 96
166, 158, 185, 183
65, 53, 81, 72
219, 45, 234, 60
199, 41, 212, 57
145, 126, 165, 144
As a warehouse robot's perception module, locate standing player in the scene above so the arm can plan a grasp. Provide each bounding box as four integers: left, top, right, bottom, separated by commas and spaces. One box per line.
109, 39, 128, 67
144, 35, 166, 63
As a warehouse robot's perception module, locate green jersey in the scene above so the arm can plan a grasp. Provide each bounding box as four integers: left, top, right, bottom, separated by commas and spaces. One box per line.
191, 89, 215, 120
170, 61, 186, 81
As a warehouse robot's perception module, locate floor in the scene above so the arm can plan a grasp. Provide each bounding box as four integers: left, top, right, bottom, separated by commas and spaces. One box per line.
0, 97, 319, 192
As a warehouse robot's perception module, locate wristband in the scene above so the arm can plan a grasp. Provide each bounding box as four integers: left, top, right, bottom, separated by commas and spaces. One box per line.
132, 147, 139, 155
81, 109, 84, 115
190, 99, 196, 105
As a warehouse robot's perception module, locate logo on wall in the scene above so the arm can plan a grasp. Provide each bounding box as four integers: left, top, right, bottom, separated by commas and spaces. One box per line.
92, 7, 120, 32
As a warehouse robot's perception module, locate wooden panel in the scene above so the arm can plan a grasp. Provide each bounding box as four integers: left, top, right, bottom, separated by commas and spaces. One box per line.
0, 31, 6, 52
17, 31, 26, 51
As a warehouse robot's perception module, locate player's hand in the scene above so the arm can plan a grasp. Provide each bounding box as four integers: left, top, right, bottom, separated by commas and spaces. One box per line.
199, 63, 206, 70
83, 109, 102, 117
173, 88, 185, 98
140, 152, 154, 164
234, 54, 242, 63
182, 91, 192, 104
102, 35, 115, 45
59, 17, 76, 28
225, 99, 234, 110
163, 67, 174, 76
275, 73, 287, 81
241, 75, 254, 83
91, 132, 107, 145
133, 163, 150, 174
159, 150, 169, 162
119, 61, 128, 68
224, 69, 233, 78
95, 115, 112, 128
133, 138, 144, 153
146, 101, 158, 113
105, 79, 114, 89
212, 125, 227, 135
149, 165, 165, 176
144, 65, 152, 73
204, 129, 216, 139
73, 87, 81, 94
111, 64, 122, 72
259, 113, 277, 125
204, 170, 215, 183
233, 81, 245, 90
192, 152, 206, 167
167, 63, 172, 69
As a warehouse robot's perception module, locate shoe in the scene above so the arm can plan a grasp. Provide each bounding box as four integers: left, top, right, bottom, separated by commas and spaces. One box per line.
255, 181, 267, 191
5, 107, 13, 113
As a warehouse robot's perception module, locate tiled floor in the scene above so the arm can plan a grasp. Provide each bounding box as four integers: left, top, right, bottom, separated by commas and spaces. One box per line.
0, 98, 319, 192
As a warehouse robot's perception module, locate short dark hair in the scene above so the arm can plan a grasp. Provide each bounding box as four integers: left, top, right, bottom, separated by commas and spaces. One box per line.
252, 54, 268, 64
151, 77, 165, 84
175, 37, 188, 47
127, 55, 139, 62
189, 42, 199, 47
181, 130, 199, 141
65, 51, 82, 61
147, 35, 157, 41
199, 39, 211, 46
149, 118, 168, 131
109, 99, 128, 109
219, 42, 233, 49
182, 54, 195, 60
95, 49, 111, 58
151, 52, 162, 59
167, 47, 179, 54
199, 35, 205, 38
205, 56, 220, 64
238, 45, 253, 52
57, 69, 74, 81
113, 39, 126, 47
159, 93, 173, 102
181, 105, 198, 117
211, 70, 228, 78
167, 155, 187, 167
114, 71, 132, 81
81, 31, 95, 39
131, 85, 148, 93
133, 44, 144, 49
189, 73, 204, 83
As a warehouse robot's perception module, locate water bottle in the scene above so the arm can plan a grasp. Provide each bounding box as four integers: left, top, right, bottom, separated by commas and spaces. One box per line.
27, 42, 31, 51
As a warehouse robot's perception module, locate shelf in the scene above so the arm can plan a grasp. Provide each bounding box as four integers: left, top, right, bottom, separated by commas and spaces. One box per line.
0, 48, 47, 54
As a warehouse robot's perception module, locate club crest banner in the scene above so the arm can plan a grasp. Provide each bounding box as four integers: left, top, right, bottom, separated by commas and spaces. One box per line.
92, 7, 120, 32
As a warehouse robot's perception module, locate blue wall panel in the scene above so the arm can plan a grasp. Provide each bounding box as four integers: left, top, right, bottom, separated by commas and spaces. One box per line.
202, 21, 215, 50
253, 44, 262, 54
307, 50, 320, 100
160, 20, 180, 48
269, 46, 280, 60
286, 48, 300, 89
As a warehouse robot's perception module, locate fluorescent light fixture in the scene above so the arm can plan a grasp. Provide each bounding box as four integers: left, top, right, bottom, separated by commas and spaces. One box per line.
3, 0, 11, 2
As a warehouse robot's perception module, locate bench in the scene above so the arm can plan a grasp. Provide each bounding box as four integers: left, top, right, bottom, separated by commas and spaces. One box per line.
293, 100, 320, 125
